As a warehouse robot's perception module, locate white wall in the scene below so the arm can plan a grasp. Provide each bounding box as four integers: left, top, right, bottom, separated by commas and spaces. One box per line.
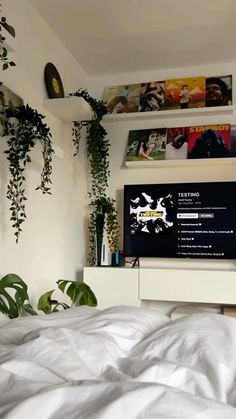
0, 0, 89, 306
89, 62, 236, 273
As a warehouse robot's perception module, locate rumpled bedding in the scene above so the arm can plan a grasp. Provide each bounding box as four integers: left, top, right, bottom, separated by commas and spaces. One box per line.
0, 305, 236, 418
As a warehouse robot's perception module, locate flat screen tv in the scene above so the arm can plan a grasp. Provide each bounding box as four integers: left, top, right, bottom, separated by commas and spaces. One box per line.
124, 181, 236, 259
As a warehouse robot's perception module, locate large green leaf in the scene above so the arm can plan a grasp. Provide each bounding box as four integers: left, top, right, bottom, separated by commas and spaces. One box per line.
0, 273, 30, 318
57, 279, 97, 307
37, 289, 56, 314
37, 289, 70, 314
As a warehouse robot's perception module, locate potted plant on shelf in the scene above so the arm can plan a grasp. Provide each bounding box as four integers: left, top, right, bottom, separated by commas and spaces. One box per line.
2, 104, 54, 242
69, 89, 120, 266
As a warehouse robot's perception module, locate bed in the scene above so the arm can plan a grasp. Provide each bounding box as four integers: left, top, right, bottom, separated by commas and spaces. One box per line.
0, 305, 236, 418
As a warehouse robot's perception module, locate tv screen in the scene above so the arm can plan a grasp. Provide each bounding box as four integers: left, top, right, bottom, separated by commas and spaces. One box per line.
124, 181, 236, 259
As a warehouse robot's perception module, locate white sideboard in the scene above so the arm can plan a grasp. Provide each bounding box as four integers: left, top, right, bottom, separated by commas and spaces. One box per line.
83, 266, 236, 310
84, 267, 140, 309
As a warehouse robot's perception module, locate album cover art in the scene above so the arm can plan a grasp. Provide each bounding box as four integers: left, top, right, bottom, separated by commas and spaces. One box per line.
188, 124, 231, 159
102, 84, 141, 114
165, 127, 189, 160
139, 81, 165, 112
129, 191, 173, 236
126, 128, 167, 161
205, 75, 232, 107
165, 76, 205, 110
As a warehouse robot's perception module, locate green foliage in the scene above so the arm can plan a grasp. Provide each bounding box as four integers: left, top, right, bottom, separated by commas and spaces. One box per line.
0, 5, 15, 71
3, 104, 54, 242
69, 89, 109, 197
0, 273, 36, 318
69, 89, 120, 265
37, 289, 70, 314
57, 279, 97, 306
88, 196, 120, 266
0, 274, 98, 318
38, 279, 97, 314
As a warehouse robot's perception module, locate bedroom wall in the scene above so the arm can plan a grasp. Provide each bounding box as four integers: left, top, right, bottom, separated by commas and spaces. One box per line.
0, 0, 89, 305
88, 62, 236, 274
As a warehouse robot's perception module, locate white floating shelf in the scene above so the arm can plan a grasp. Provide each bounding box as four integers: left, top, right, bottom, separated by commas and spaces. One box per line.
125, 157, 236, 169
44, 96, 94, 122
1, 25, 15, 52
103, 105, 234, 122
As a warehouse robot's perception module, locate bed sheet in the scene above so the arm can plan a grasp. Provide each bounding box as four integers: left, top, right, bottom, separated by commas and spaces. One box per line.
0, 305, 236, 418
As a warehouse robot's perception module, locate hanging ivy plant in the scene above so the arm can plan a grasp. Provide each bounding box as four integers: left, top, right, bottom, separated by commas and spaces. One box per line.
69, 89, 110, 197
3, 104, 54, 242
0, 3, 15, 71
69, 89, 120, 265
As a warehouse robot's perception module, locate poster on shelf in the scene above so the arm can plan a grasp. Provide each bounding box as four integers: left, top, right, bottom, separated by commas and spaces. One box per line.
126, 128, 167, 162
138, 81, 165, 112
188, 124, 231, 159
205, 75, 232, 107
164, 76, 205, 110
165, 127, 189, 160
102, 84, 141, 114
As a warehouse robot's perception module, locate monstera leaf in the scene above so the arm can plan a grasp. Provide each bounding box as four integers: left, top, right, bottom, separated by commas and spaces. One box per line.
38, 289, 70, 314
0, 273, 36, 318
57, 279, 97, 307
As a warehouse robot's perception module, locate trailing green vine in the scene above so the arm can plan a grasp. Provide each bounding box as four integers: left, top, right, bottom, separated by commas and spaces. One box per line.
69, 89, 110, 197
0, 3, 15, 71
3, 104, 54, 242
69, 89, 120, 265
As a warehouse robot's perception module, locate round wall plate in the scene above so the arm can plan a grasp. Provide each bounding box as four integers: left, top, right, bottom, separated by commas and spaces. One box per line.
44, 62, 65, 98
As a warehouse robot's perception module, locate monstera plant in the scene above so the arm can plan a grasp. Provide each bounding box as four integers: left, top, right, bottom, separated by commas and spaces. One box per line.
0, 274, 97, 319
0, 273, 36, 318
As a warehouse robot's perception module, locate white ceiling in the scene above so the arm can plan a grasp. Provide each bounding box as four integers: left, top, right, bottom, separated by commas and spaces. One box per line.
29, 0, 236, 76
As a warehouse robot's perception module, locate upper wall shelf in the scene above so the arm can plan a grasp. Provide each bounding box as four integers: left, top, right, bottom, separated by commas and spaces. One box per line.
103, 105, 234, 122
125, 157, 236, 169
44, 96, 94, 122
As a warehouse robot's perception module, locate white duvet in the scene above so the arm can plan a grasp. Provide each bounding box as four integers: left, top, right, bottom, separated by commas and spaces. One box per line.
0, 305, 236, 418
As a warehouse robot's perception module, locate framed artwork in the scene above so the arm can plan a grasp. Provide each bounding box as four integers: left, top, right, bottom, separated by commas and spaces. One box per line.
165, 127, 189, 160
188, 124, 231, 159
164, 76, 205, 110
102, 84, 141, 114
126, 128, 167, 162
139, 81, 165, 112
205, 75, 232, 107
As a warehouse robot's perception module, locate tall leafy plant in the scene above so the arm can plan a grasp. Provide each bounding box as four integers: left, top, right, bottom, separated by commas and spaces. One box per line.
0, 274, 97, 318
3, 104, 54, 242
70, 89, 120, 265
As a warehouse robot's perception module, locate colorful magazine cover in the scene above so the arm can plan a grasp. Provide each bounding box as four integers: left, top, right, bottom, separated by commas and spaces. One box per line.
188, 124, 231, 159
139, 81, 165, 112
102, 84, 141, 114
165, 127, 189, 160
205, 75, 232, 107
165, 76, 205, 110
126, 128, 167, 161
